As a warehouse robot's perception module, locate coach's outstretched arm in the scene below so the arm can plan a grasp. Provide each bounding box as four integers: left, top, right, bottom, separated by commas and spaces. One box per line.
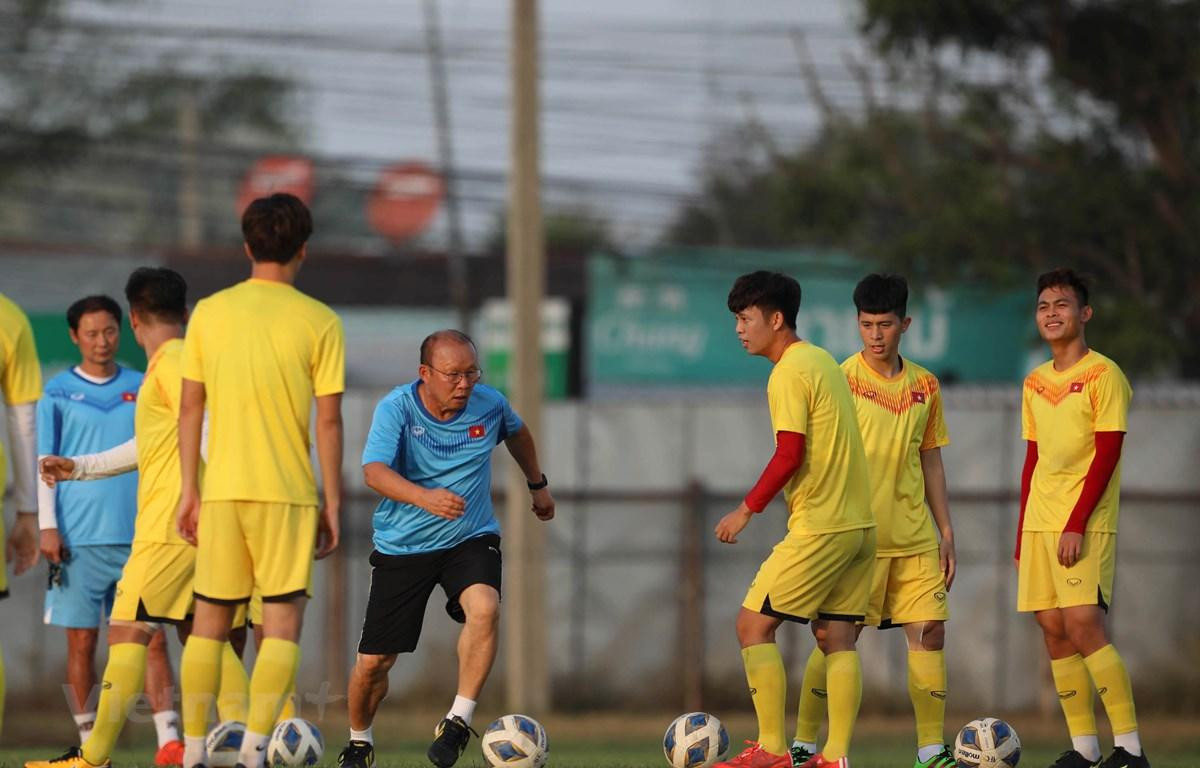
503, 424, 555, 521
314, 392, 343, 559
176, 378, 206, 544
363, 461, 466, 520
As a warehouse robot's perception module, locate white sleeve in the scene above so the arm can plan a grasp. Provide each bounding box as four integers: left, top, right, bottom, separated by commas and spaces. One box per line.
72, 437, 139, 480
37, 454, 57, 530
5, 401, 37, 512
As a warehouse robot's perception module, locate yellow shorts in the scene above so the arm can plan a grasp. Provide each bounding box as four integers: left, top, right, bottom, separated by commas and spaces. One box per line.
194, 501, 317, 603
1017, 530, 1115, 613
743, 527, 876, 622
865, 549, 949, 628
111, 541, 196, 623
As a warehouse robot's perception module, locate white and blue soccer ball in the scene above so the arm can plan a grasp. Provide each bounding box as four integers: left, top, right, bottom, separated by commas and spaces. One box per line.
481, 713, 549, 768
663, 712, 730, 768
267, 717, 325, 767
954, 717, 1021, 767
206, 721, 246, 768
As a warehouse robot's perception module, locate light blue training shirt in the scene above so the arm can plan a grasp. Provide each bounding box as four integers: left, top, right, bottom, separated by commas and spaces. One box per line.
362, 381, 524, 555
37, 367, 141, 547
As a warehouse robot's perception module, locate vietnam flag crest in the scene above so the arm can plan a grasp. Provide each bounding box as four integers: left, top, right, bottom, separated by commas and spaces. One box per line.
1070, 381, 1084, 393
121, 391, 137, 402
468, 424, 486, 439
911, 391, 926, 405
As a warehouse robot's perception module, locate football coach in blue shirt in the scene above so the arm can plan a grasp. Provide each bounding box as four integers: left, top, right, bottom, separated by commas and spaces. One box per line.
338, 329, 555, 768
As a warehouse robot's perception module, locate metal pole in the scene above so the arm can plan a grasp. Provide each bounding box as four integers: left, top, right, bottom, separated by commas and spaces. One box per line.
504, 0, 549, 713
422, 0, 471, 330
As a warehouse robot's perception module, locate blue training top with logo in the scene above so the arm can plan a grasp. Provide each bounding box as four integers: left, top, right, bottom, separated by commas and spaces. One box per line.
362, 381, 524, 555
36, 367, 141, 547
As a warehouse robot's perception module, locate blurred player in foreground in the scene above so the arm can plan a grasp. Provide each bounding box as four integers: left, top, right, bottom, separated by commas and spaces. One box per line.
714, 271, 874, 768
792, 274, 956, 768
1017, 269, 1146, 768
338, 330, 554, 768
0, 292, 43, 738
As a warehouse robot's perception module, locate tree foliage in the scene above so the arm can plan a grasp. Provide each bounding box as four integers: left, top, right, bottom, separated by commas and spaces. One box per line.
669, 0, 1200, 377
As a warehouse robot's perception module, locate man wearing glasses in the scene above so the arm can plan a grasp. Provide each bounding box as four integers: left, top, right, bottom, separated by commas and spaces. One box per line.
338, 329, 555, 768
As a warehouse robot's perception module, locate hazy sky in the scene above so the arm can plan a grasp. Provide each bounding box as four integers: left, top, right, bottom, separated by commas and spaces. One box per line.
72, 0, 873, 246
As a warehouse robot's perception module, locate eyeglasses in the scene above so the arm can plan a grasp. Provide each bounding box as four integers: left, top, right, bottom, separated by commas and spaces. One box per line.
427, 365, 483, 384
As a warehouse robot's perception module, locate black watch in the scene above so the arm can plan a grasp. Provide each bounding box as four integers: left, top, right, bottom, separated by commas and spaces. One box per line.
527, 473, 548, 490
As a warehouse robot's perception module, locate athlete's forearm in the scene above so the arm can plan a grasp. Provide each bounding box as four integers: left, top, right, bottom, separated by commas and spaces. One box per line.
744, 431, 805, 513
363, 461, 434, 507
71, 437, 138, 480
503, 424, 544, 485
6, 401, 37, 512
1015, 440, 1038, 559
920, 446, 952, 536
315, 393, 344, 509
1064, 431, 1124, 535
178, 378, 206, 497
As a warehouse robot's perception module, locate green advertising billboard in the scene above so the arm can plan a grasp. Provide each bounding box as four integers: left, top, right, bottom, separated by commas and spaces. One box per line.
587, 250, 1034, 388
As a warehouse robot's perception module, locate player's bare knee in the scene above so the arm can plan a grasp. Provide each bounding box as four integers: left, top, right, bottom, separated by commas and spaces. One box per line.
917, 620, 945, 651
356, 652, 397, 680
735, 609, 776, 647
462, 594, 500, 627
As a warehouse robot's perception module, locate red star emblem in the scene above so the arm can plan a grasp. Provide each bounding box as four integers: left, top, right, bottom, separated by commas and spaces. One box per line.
911, 391, 926, 404
121, 391, 137, 402
1070, 381, 1084, 393
468, 424, 486, 439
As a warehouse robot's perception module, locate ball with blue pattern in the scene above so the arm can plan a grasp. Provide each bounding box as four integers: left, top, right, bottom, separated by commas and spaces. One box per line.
954, 717, 1021, 767
206, 720, 246, 768
266, 717, 324, 767
481, 713, 549, 768
663, 712, 729, 768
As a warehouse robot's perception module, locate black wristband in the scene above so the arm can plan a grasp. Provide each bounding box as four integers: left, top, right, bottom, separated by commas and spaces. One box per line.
527, 473, 548, 490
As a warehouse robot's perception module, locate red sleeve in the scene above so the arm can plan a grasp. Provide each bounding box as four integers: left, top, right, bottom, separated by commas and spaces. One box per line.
1063, 431, 1125, 535
744, 431, 806, 513
1016, 440, 1037, 560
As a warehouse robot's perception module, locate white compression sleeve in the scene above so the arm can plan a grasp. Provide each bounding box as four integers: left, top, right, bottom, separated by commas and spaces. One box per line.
72, 437, 139, 480
37, 454, 57, 530
6, 401, 37, 512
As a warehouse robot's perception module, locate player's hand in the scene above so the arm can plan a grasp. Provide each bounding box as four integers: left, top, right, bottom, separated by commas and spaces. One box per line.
39, 455, 76, 488
8, 513, 40, 574
1057, 531, 1083, 568
531, 487, 555, 521
939, 531, 957, 591
421, 488, 466, 520
176, 489, 201, 546
715, 504, 754, 544
315, 502, 340, 559
39, 528, 65, 564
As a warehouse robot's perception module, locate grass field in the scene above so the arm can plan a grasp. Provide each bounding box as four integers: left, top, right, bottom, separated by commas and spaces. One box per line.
3, 711, 1198, 768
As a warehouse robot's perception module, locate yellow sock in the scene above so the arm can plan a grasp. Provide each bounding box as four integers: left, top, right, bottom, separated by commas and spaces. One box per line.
794, 646, 826, 744
1083, 645, 1138, 734
216, 642, 249, 723
907, 650, 946, 750
181, 636, 224, 739
1050, 654, 1098, 739
741, 643, 787, 755
277, 678, 297, 722
822, 650, 861, 761
82, 643, 147, 765
247, 638, 300, 735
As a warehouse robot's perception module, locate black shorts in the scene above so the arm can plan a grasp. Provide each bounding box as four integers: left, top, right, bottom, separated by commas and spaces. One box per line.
357, 533, 502, 655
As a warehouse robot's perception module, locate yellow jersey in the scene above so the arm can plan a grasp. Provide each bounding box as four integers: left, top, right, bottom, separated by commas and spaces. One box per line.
1021, 350, 1130, 533
842, 352, 949, 556
134, 339, 190, 543
181, 278, 345, 505
767, 341, 873, 535
0, 293, 43, 473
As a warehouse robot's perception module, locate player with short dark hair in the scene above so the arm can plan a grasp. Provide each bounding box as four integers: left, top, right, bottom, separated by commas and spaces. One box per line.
36, 295, 182, 754
337, 329, 555, 768
176, 194, 345, 768
0, 293, 44, 736
715, 271, 874, 768
1018, 269, 1146, 768
792, 274, 957, 768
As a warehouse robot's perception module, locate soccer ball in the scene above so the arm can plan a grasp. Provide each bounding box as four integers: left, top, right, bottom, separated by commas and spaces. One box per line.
206, 721, 246, 768
481, 714, 549, 768
266, 718, 324, 767
954, 717, 1021, 767
663, 712, 730, 768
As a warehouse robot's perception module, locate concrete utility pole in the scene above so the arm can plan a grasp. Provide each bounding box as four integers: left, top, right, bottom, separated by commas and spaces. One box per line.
504, 0, 549, 713
423, 0, 471, 331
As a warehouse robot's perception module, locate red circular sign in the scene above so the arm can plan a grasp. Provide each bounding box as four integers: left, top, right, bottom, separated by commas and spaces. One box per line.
367, 162, 444, 243
237, 156, 314, 216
